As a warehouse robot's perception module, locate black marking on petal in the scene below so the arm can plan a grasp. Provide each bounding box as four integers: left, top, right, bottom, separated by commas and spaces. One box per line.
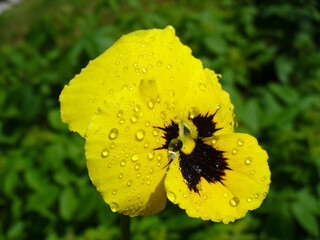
191, 112, 220, 138
154, 121, 179, 150
179, 139, 229, 193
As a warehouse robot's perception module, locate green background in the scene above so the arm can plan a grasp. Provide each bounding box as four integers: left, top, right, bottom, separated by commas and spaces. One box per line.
0, 0, 319, 239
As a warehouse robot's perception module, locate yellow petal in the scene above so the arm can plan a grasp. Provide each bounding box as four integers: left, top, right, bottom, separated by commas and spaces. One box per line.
85, 88, 172, 216
60, 26, 203, 137
182, 68, 234, 135
165, 133, 270, 223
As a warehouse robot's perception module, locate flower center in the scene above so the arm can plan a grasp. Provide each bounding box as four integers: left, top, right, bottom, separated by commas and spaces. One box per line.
155, 111, 230, 193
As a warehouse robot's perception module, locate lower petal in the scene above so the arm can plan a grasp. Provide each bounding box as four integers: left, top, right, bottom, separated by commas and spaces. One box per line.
165, 133, 270, 223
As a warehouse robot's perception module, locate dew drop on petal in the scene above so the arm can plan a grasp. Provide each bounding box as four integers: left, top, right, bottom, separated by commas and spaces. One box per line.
134, 105, 141, 113
189, 107, 200, 119
152, 129, 159, 137
142, 68, 147, 73
135, 129, 145, 141
145, 121, 150, 127
112, 189, 117, 195
247, 197, 253, 203
135, 163, 141, 170
199, 82, 207, 91
120, 159, 126, 166
237, 138, 244, 146
127, 179, 132, 187
223, 193, 228, 198
250, 170, 256, 175
131, 154, 139, 162
147, 151, 154, 160
254, 193, 260, 199
117, 110, 124, 118
167, 191, 176, 203
232, 148, 238, 155
211, 136, 219, 146
119, 118, 125, 124
109, 128, 119, 140
167, 64, 172, 69
230, 197, 240, 207
245, 157, 252, 165
110, 202, 119, 212
131, 114, 139, 123
160, 111, 166, 119
119, 173, 123, 179
147, 99, 156, 109
101, 148, 109, 158
262, 176, 267, 182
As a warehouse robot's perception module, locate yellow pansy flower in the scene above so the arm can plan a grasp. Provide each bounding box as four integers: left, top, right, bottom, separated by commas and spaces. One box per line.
59, 26, 270, 223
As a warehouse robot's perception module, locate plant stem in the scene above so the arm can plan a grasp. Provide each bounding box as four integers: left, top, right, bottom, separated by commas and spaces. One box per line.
120, 214, 131, 240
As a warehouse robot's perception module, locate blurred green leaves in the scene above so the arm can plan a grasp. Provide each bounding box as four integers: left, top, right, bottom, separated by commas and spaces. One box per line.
0, 0, 319, 239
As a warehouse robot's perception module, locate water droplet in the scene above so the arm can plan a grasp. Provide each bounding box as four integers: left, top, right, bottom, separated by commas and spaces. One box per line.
157, 61, 163, 66
152, 129, 159, 137
110, 142, 116, 149
167, 191, 176, 203
167, 64, 172, 69
109, 128, 119, 140
110, 202, 119, 212
142, 68, 147, 73
230, 197, 240, 207
144, 142, 149, 148
237, 138, 244, 146
145, 121, 150, 127
131, 114, 139, 123
119, 173, 123, 179
247, 197, 253, 203
123, 66, 128, 71
232, 148, 238, 155
160, 111, 166, 119
134, 105, 141, 113
136, 173, 141, 178
108, 163, 112, 168
254, 193, 260, 199
223, 193, 228, 198
119, 118, 125, 124
189, 107, 199, 119
147, 99, 156, 109
199, 82, 207, 91
112, 189, 117, 195
263, 192, 267, 197
245, 157, 252, 165
147, 152, 154, 160
117, 110, 124, 118
211, 136, 219, 145
120, 159, 126, 166
127, 179, 132, 187
250, 170, 256, 175
146, 179, 151, 185
262, 176, 267, 182
149, 167, 154, 174
135, 129, 145, 141
101, 148, 109, 158
131, 154, 139, 162
135, 163, 141, 170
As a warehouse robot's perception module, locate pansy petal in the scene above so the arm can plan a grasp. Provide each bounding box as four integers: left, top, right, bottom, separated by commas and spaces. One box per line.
60, 26, 203, 137
85, 88, 174, 216
165, 133, 270, 223
182, 68, 234, 135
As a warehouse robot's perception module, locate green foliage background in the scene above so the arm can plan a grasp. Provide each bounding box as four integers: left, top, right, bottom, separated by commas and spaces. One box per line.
0, 0, 320, 239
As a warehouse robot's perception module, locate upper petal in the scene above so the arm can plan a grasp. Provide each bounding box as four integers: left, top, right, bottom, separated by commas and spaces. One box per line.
60, 26, 203, 137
